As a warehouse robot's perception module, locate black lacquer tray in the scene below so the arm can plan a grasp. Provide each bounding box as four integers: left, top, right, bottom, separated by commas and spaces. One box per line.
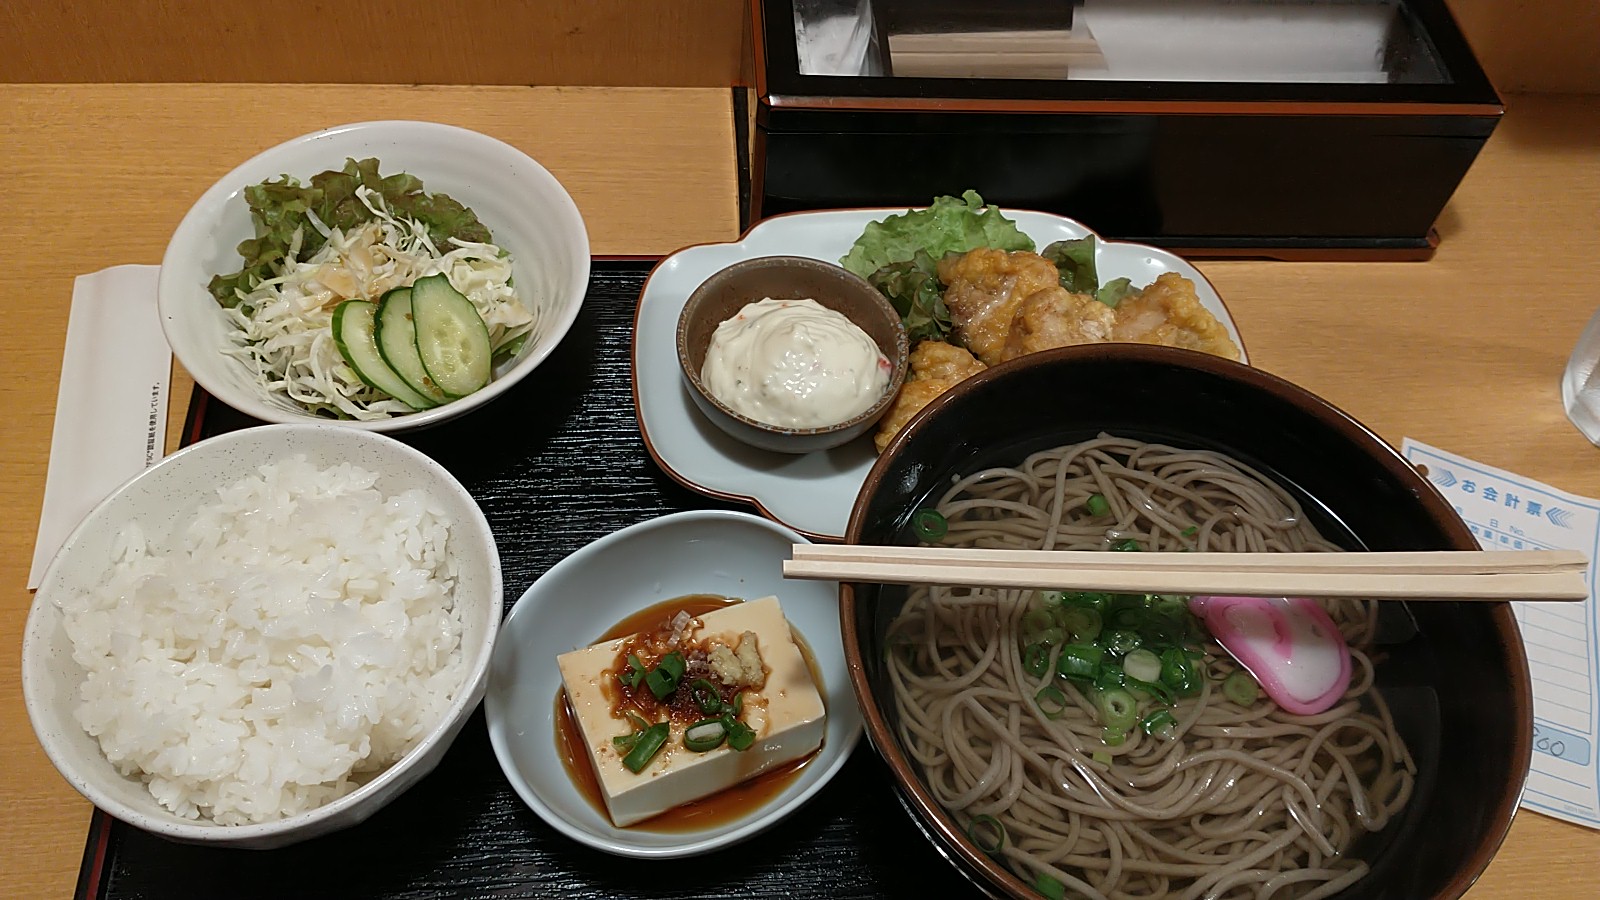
77, 260, 966, 900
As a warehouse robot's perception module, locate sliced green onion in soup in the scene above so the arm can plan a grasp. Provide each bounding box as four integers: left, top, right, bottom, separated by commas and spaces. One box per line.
1094, 663, 1126, 691
1096, 687, 1138, 731
1101, 726, 1128, 747
1140, 708, 1178, 740
1101, 629, 1141, 657
1159, 647, 1200, 696
912, 508, 948, 541
1060, 590, 1112, 609
1022, 643, 1050, 678
1035, 873, 1067, 900
966, 814, 1007, 854
1123, 648, 1162, 683
1023, 607, 1055, 634
1060, 605, 1102, 644
1125, 676, 1176, 705
1112, 538, 1142, 551
1056, 643, 1103, 679
1223, 669, 1262, 706
1085, 493, 1111, 516
1034, 684, 1069, 719
1028, 625, 1065, 648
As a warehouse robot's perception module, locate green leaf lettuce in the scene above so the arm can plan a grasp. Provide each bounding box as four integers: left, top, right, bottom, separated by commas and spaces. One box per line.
840, 190, 1035, 281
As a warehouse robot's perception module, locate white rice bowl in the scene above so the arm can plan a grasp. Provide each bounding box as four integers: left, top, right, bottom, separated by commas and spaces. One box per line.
23, 424, 501, 848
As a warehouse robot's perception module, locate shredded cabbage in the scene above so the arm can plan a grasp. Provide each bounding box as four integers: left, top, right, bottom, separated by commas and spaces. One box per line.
220, 186, 533, 419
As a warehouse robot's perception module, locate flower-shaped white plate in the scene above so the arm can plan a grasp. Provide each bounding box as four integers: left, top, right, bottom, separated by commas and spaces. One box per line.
484, 510, 862, 858
632, 209, 1247, 542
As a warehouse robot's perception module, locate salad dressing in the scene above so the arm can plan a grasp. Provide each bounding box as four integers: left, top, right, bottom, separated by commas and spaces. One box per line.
701, 297, 891, 429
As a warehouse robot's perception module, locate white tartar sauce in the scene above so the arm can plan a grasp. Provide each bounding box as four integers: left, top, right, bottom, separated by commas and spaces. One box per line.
701, 297, 892, 429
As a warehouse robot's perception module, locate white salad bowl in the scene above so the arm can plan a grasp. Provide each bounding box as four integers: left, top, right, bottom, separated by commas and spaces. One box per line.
158, 120, 590, 432
22, 424, 503, 848
484, 509, 864, 858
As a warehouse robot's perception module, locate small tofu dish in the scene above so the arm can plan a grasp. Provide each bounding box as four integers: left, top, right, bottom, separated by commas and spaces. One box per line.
556, 596, 826, 827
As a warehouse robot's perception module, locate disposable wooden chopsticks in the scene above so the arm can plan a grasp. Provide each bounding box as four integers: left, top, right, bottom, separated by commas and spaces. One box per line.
782, 545, 1591, 601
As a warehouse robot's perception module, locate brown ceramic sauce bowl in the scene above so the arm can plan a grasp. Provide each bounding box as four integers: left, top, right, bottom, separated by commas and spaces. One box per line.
841, 344, 1532, 900
675, 256, 909, 454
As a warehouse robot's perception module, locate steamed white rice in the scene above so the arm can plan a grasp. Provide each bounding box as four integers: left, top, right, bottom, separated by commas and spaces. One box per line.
55, 455, 465, 825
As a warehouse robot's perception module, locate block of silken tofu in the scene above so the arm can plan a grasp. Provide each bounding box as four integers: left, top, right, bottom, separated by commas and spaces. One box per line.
556, 595, 826, 827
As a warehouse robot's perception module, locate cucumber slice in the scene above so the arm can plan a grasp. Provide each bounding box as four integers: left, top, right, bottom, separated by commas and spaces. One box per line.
375, 287, 450, 406
410, 273, 492, 398
332, 300, 436, 410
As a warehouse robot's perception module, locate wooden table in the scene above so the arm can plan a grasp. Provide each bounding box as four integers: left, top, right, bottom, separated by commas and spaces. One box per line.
1, 84, 1595, 898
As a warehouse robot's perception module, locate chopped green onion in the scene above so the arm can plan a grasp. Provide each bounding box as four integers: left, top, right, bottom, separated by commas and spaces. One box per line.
1061, 590, 1112, 609
644, 652, 685, 699
723, 714, 756, 751
690, 678, 723, 714
1223, 670, 1262, 706
621, 721, 670, 772
966, 814, 1007, 854
1022, 643, 1050, 678
1027, 625, 1065, 648
657, 651, 686, 680
683, 718, 727, 752
731, 692, 744, 716
1060, 605, 1103, 644
1035, 873, 1066, 900
1123, 648, 1162, 683
1140, 708, 1178, 740
1159, 647, 1200, 696
912, 508, 948, 541
1091, 751, 1112, 765
1056, 643, 1104, 680
1101, 629, 1141, 657
1023, 607, 1055, 633
1096, 687, 1138, 731
1112, 538, 1142, 552
1085, 493, 1111, 516
1181, 525, 1199, 537
1093, 663, 1126, 691
1102, 726, 1128, 747
612, 732, 638, 752
1125, 676, 1176, 705
619, 653, 646, 690
645, 667, 678, 700
1034, 685, 1069, 719
1041, 591, 1065, 605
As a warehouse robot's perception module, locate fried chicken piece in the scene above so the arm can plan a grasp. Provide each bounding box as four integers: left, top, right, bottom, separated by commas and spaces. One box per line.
1111, 272, 1241, 361
873, 340, 987, 452
938, 248, 1063, 367
1000, 286, 1115, 361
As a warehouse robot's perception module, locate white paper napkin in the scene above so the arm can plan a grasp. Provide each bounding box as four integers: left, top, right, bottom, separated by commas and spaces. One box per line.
28, 265, 171, 589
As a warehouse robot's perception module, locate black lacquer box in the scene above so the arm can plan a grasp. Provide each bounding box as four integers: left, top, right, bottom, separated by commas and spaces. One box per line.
752, 0, 1502, 259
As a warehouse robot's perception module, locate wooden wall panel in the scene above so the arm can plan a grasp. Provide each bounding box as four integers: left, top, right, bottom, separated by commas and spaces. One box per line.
0, 1, 1593, 95
0, 2, 746, 87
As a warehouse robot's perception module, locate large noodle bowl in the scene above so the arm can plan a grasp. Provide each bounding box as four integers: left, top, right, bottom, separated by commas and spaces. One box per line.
886, 435, 1415, 900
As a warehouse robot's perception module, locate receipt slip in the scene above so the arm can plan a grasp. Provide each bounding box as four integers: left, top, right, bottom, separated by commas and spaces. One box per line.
28, 265, 171, 589
1404, 438, 1600, 830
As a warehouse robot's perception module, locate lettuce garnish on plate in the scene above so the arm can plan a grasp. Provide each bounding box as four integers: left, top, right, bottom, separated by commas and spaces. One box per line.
840, 191, 1034, 343
208, 157, 493, 306
841, 191, 1130, 343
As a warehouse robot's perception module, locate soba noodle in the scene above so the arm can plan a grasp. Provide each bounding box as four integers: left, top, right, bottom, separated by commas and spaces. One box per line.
887, 435, 1416, 900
